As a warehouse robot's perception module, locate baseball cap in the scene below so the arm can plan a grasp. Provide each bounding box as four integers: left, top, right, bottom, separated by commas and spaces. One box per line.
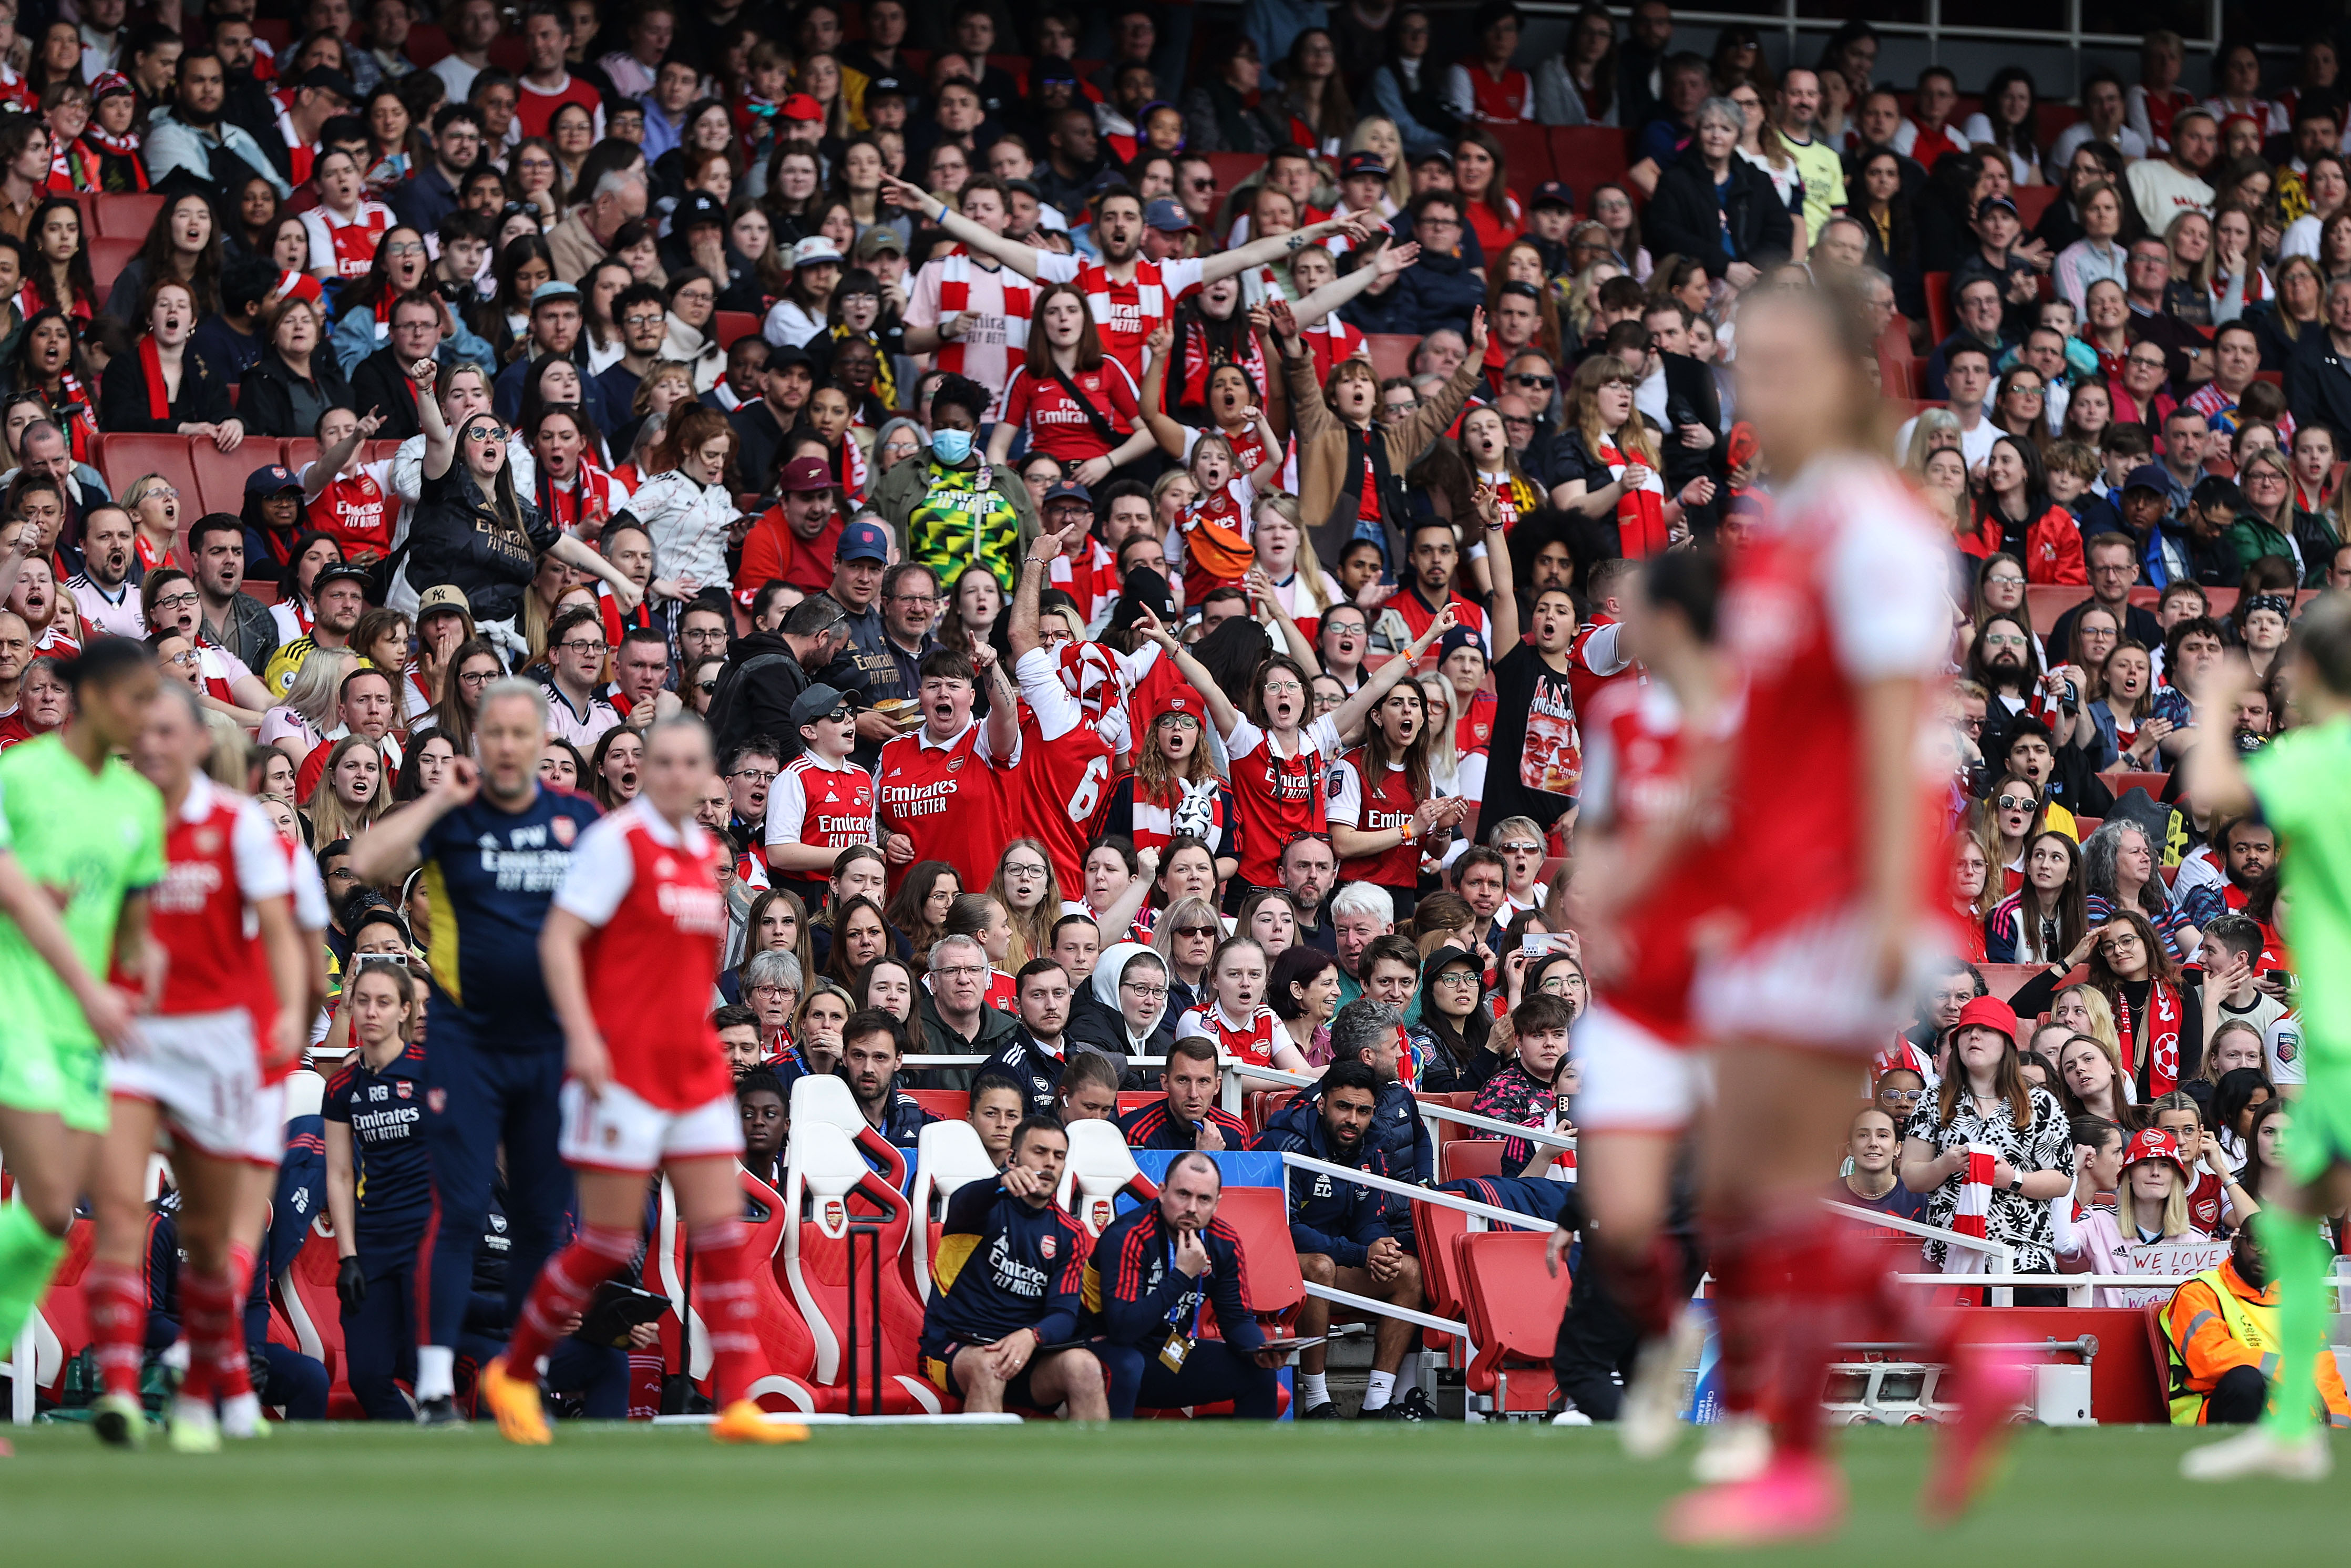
1341, 150, 1389, 179
789, 236, 845, 269
837, 520, 890, 563
1413, 147, 1456, 168
1143, 198, 1199, 234
1038, 58, 1079, 85
675, 191, 726, 230
2121, 462, 2173, 497
1953, 995, 2020, 1049
1975, 194, 2021, 222
416, 585, 471, 620
790, 683, 850, 728
1531, 180, 1575, 210
778, 456, 833, 494
854, 227, 906, 259
313, 564, 374, 597
296, 66, 358, 103
781, 93, 823, 122
1041, 479, 1094, 509
529, 278, 583, 306
2123, 1127, 2192, 1183
245, 464, 303, 496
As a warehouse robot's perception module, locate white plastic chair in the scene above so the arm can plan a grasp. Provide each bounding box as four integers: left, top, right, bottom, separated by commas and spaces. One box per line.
908, 1120, 997, 1303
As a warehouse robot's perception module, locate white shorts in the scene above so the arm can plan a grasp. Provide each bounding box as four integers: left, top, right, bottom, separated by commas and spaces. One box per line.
1573, 1000, 1709, 1133
559, 1079, 743, 1173
1692, 902, 1944, 1054
107, 1009, 271, 1164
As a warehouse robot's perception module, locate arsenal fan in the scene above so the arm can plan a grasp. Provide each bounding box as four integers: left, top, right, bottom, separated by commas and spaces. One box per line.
876, 642, 1022, 896
763, 682, 877, 908
1005, 532, 1130, 893
481, 714, 809, 1448
87, 680, 309, 1452
299, 144, 395, 283
298, 404, 395, 561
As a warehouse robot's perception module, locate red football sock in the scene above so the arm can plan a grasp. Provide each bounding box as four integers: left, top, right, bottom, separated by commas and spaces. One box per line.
506, 1224, 636, 1376
1597, 1232, 1685, 1342
84, 1260, 147, 1402
1701, 1221, 1770, 1422
690, 1219, 761, 1408
214, 1243, 259, 1400
181, 1268, 242, 1406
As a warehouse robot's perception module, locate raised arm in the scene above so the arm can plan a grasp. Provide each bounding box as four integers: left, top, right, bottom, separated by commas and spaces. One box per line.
879, 171, 1048, 280
1198, 213, 1376, 286
1009, 533, 1054, 660
1289, 240, 1421, 330
1134, 608, 1244, 739
347, 757, 476, 885
413, 357, 456, 480
1138, 320, 1189, 458
1331, 606, 1459, 737
305, 406, 388, 500
552, 532, 643, 613
2180, 654, 2257, 819
1245, 565, 1320, 669
1479, 483, 1520, 653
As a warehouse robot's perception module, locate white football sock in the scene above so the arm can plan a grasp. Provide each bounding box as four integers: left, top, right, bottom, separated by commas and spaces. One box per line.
1362, 1370, 1397, 1411
1298, 1371, 1329, 1406
415, 1345, 456, 1403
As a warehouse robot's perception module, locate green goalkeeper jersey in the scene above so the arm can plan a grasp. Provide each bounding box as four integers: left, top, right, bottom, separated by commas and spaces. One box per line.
2244, 716, 2351, 1076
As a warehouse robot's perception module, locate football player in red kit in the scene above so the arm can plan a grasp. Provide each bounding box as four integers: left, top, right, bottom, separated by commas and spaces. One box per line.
480, 715, 809, 1447
89, 681, 311, 1451
1662, 284, 1974, 1543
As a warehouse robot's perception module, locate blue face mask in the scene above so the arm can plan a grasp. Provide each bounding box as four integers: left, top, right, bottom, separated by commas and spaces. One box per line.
931, 428, 973, 465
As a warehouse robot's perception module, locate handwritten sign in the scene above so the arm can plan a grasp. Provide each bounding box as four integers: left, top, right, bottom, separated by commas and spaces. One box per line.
2103, 1238, 2230, 1307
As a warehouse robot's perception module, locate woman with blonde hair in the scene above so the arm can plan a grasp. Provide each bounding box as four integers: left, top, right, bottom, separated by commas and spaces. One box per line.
1249, 490, 1341, 637
1563, 259, 1626, 342
304, 735, 387, 842
987, 838, 1063, 968
1901, 405, 1964, 474
258, 644, 352, 762
1343, 116, 1411, 213
1548, 353, 1708, 556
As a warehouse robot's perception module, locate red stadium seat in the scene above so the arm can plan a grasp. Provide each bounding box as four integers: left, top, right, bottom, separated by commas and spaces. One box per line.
1488, 122, 1554, 191
253, 18, 292, 48
1243, 1088, 1299, 1132
778, 1121, 947, 1413
2102, 770, 2171, 800
1546, 127, 1629, 201
1212, 1185, 1306, 1340
94, 434, 203, 518
1421, 1090, 1482, 1146
905, 1089, 969, 1121
1456, 1229, 1573, 1415
1923, 271, 1953, 345
1114, 1090, 1158, 1116
23, 1218, 95, 1405
1979, 963, 2059, 1001
93, 192, 165, 239
2011, 186, 2059, 230
2073, 817, 2103, 841
286, 438, 324, 478
2026, 584, 2090, 627
192, 435, 268, 518
713, 310, 763, 349
1205, 152, 1266, 197
89, 237, 142, 294
1439, 1139, 1510, 1183
1411, 1198, 1470, 1354
403, 21, 449, 65
486, 35, 528, 72
1365, 333, 1416, 380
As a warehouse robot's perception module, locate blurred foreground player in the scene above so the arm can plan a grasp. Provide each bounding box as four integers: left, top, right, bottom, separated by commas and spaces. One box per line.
2179, 609, 2351, 1481
481, 715, 808, 1446
1675, 282, 1984, 1543
89, 682, 310, 1450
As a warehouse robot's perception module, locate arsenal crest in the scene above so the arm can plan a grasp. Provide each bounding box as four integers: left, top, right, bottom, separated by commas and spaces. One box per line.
396, 1080, 412, 1098
552, 816, 578, 846
426, 1087, 447, 1114
947, 756, 965, 773
1039, 1235, 1056, 1259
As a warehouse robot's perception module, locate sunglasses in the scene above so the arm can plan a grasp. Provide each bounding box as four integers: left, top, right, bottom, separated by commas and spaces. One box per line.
1510, 373, 1555, 388
1171, 925, 1217, 939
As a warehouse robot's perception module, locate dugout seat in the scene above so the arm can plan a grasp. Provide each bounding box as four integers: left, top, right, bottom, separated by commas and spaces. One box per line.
277, 1215, 363, 1419
652, 1170, 824, 1415
1456, 1229, 1573, 1416
780, 1122, 946, 1414
907, 1119, 998, 1304
15, 1217, 95, 1404
788, 1073, 908, 1188
905, 1089, 968, 1122
1058, 1117, 1158, 1237
1212, 1186, 1306, 1342
1440, 1140, 1511, 1183
1412, 1198, 1474, 1356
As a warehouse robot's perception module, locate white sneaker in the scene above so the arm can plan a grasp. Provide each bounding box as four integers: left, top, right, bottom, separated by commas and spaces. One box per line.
219, 1392, 269, 1440
1621, 1308, 1705, 1460
1691, 1414, 1773, 1485
167, 1398, 221, 1455
1550, 1408, 1593, 1426
2181, 1427, 2333, 1482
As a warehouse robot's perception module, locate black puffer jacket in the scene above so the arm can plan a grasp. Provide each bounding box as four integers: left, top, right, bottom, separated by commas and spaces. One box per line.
1642, 144, 1796, 281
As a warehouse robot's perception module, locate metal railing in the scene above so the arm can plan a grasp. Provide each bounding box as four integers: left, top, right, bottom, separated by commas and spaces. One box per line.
1519, 1, 2230, 61
1238, 1062, 1578, 1153
1822, 1198, 2017, 1305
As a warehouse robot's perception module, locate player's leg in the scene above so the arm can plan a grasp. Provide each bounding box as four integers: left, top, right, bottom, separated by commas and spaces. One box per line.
1089, 1339, 1149, 1419
340, 1244, 413, 1421
161, 1143, 247, 1453
1138, 1340, 1280, 1419
0, 1058, 107, 1347
946, 1345, 1010, 1413
498, 1050, 573, 1325
669, 1145, 809, 1444
1024, 1345, 1109, 1420
85, 1094, 167, 1444
1291, 1252, 1337, 1415
213, 1131, 287, 1440
417, 1032, 498, 1416
1332, 1258, 1424, 1416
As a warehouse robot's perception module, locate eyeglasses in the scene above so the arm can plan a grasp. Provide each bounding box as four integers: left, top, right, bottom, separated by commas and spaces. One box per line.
557, 639, 608, 653
459, 667, 498, 685
622, 311, 664, 327
1984, 573, 2025, 587
938, 964, 987, 979
1982, 633, 2027, 647
1433, 969, 1482, 987
141, 485, 180, 502
1001, 860, 1050, 877
160, 649, 198, 668
1509, 373, 1555, 389
1496, 841, 1542, 856
1120, 980, 1168, 999
730, 767, 778, 785
152, 590, 199, 611
2090, 563, 2137, 577
383, 241, 426, 258
1880, 1087, 1925, 1105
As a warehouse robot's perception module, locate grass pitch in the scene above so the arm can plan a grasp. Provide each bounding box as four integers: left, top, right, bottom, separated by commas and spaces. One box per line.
0, 1420, 2343, 1565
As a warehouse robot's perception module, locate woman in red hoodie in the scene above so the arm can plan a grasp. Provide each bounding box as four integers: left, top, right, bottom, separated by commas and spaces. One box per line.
1963, 435, 2086, 584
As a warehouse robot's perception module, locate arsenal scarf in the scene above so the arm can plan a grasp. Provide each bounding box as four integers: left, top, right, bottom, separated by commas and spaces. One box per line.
1943, 1143, 1999, 1275
1598, 432, 1668, 557
2114, 979, 2183, 1098
81, 129, 148, 191
138, 336, 172, 423
56, 371, 96, 462
837, 430, 869, 506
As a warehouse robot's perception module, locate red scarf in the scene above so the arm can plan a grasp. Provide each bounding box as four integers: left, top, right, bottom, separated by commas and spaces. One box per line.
138, 336, 171, 423
80, 129, 148, 191
1598, 432, 1668, 557
56, 371, 95, 463
838, 429, 868, 505
2114, 979, 2183, 1098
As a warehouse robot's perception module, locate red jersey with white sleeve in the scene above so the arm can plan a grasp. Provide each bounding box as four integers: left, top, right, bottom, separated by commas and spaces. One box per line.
1035, 253, 1207, 380
149, 775, 293, 1024
553, 801, 734, 1112
762, 751, 877, 858
1380, 583, 1487, 668
903, 250, 1038, 422
1011, 647, 1120, 891
1698, 454, 1950, 1046
1225, 713, 1346, 888
1176, 1002, 1283, 1068
875, 714, 1020, 897
301, 457, 394, 559
1326, 747, 1424, 887
1302, 314, 1367, 384
299, 200, 396, 281
1567, 616, 1634, 722
999, 357, 1142, 468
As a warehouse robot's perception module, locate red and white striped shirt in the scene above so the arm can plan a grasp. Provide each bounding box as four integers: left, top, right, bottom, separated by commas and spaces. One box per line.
904, 250, 1040, 422
1036, 253, 1206, 380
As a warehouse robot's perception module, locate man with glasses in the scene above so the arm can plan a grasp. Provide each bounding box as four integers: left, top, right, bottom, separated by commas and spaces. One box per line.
2051, 532, 2165, 655
917, 932, 1020, 1072
539, 606, 620, 749
352, 290, 492, 441
718, 739, 780, 876
389, 103, 484, 234
139, 560, 278, 724
591, 281, 673, 420
1925, 276, 2012, 401
679, 600, 730, 669
2124, 235, 2213, 390
869, 561, 941, 713
1378, 378, 1420, 428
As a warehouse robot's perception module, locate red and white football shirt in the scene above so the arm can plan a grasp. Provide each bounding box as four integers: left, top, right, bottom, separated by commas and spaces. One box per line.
875, 715, 1019, 897
553, 801, 734, 1111
763, 752, 877, 857
1326, 749, 1424, 888
299, 200, 396, 281
1000, 358, 1142, 467
302, 457, 394, 559
149, 775, 292, 1029
904, 250, 1039, 422
1567, 615, 1635, 723
1035, 252, 1207, 380
1225, 713, 1345, 888
1010, 648, 1117, 891
1176, 1002, 1283, 1068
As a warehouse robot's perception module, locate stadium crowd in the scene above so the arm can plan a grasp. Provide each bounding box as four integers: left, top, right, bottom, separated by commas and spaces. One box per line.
0, 0, 2345, 1501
